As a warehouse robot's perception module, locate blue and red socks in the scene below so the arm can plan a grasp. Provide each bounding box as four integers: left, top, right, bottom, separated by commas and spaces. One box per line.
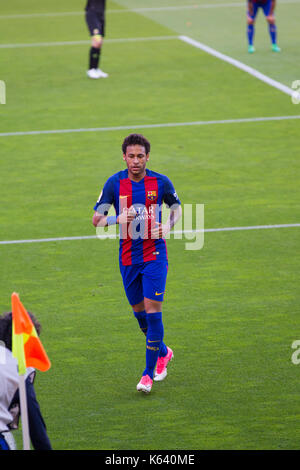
247, 23, 277, 47
247, 24, 254, 45
134, 310, 148, 336
133, 310, 167, 355
269, 23, 277, 45
143, 312, 166, 380
133, 310, 168, 379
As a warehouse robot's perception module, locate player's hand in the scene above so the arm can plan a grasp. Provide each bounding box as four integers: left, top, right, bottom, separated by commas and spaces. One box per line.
151, 222, 169, 239
117, 206, 136, 224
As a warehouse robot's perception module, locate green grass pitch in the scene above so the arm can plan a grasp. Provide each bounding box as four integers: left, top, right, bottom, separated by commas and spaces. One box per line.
0, 0, 300, 450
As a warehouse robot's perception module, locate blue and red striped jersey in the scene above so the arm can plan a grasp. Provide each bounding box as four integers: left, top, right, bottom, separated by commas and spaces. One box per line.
94, 169, 181, 266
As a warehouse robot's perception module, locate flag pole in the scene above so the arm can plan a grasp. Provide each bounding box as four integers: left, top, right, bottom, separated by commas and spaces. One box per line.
18, 373, 31, 450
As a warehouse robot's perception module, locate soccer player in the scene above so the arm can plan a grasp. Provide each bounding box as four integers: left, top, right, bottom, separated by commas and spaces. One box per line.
85, 0, 108, 78
247, 0, 280, 53
92, 134, 182, 393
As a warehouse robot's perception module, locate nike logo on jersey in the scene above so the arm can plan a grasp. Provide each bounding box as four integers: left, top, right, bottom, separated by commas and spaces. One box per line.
155, 291, 164, 296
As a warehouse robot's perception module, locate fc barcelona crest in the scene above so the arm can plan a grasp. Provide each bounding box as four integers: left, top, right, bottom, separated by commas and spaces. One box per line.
147, 190, 157, 201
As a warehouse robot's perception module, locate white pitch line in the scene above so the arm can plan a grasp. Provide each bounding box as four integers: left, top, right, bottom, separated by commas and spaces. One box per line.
179, 35, 299, 99
115, 0, 300, 13
0, 35, 178, 50
1, 115, 300, 138
0, 33, 298, 100
0, 1, 298, 19
1, 224, 299, 245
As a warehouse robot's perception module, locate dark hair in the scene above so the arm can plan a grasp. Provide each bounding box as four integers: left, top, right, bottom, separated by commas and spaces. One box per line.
0, 312, 41, 351
122, 134, 151, 155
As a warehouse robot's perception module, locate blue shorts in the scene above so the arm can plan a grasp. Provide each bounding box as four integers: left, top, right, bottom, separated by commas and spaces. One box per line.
248, 0, 272, 19
120, 261, 168, 306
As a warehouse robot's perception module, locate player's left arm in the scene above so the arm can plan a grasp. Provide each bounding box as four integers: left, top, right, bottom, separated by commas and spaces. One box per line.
152, 204, 182, 239
151, 176, 182, 238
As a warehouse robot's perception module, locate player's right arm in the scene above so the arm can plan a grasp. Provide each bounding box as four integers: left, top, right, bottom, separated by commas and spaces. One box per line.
93, 207, 136, 227
92, 176, 136, 227
92, 211, 106, 227
93, 176, 114, 227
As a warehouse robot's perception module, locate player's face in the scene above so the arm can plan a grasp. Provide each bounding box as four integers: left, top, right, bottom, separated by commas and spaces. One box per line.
123, 145, 149, 179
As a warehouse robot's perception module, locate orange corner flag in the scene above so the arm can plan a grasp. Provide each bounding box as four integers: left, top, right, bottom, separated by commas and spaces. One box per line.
11, 293, 51, 375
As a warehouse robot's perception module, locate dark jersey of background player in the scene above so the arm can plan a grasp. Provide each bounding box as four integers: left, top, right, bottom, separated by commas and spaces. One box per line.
94, 169, 180, 266
86, 0, 106, 11
85, 0, 108, 78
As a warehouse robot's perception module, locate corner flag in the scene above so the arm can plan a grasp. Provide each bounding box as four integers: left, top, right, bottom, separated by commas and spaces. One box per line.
11, 292, 51, 450
11, 292, 51, 375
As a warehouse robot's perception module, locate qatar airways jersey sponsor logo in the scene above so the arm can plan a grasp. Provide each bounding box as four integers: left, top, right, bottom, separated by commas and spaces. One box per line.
95, 202, 204, 251
121, 204, 157, 238
128, 204, 155, 221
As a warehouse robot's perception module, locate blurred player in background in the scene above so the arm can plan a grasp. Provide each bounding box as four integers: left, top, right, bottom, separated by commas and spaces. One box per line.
0, 312, 52, 450
85, 0, 108, 78
92, 134, 182, 393
247, 0, 280, 53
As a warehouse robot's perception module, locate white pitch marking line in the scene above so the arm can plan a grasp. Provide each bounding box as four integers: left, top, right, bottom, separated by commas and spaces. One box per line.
1, 115, 300, 138
0, 33, 298, 100
1, 224, 299, 245
0, 1, 298, 19
179, 35, 299, 99
0, 35, 178, 49
116, 0, 300, 13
